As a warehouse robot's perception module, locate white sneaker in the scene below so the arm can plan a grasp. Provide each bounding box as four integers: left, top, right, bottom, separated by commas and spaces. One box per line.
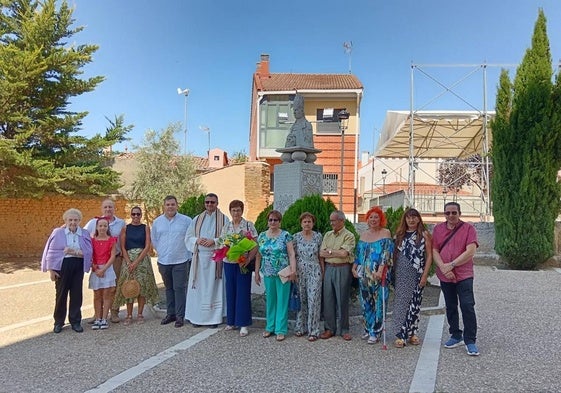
91, 319, 101, 330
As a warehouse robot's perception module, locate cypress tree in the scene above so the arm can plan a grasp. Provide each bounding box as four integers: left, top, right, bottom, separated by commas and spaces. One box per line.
492, 9, 561, 269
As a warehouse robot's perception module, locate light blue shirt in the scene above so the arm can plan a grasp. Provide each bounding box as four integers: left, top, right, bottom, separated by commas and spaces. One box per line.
151, 212, 192, 265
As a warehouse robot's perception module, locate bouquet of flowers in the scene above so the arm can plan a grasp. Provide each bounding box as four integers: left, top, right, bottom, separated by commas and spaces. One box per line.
212, 231, 257, 274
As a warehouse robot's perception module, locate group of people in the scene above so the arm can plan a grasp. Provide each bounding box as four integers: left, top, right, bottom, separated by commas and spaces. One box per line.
41, 199, 159, 332
254, 202, 479, 357
40, 195, 479, 356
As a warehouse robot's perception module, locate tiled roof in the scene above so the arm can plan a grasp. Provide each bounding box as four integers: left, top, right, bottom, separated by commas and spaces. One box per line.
370, 182, 472, 196
257, 73, 363, 91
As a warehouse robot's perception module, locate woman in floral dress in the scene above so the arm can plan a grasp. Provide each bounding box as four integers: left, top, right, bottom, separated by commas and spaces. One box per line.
115, 206, 159, 325
352, 206, 394, 344
254, 210, 297, 342
293, 212, 323, 342
392, 208, 432, 348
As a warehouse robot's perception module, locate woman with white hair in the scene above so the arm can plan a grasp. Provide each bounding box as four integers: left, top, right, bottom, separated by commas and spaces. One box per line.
41, 208, 93, 333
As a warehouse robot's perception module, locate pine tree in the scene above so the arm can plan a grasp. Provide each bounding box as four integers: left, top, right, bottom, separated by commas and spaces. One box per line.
0, 0, 130, 196
492, 9, 561, 269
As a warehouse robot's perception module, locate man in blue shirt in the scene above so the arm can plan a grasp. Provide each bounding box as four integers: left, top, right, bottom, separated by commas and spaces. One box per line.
151, 195, 192, 327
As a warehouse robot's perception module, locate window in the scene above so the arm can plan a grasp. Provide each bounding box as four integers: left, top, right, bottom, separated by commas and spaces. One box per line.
316, 108, 346, 134
259, 95, 294, 149
323, 173, 338, 194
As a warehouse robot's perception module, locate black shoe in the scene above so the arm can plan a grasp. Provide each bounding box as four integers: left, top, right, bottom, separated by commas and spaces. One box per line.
71, 324, 84, 333
191, 323, 201, 328
209, 325, 218, 329
174, 320, 184, 328
161, 315, 177, 325
53, 324, 63, 334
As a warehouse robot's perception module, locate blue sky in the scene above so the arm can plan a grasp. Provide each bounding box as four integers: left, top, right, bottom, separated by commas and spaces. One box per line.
69, 0, 561, 157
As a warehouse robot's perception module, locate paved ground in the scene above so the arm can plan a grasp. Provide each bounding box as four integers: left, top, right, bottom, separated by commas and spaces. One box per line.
1, 259, 560, 392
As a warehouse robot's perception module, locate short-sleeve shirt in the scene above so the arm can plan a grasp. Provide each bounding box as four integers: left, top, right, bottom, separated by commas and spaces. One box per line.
433, 221, 478, 282
321, 227, 356, 264
258, 230, 293, 276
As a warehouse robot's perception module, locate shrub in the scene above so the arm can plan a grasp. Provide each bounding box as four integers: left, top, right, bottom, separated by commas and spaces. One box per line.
178, 194, 206, 218
255, 194, 358, 239
384, 206, 405, 235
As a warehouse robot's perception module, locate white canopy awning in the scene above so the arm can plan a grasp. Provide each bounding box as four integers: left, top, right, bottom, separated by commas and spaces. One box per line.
375, 110, 495, 159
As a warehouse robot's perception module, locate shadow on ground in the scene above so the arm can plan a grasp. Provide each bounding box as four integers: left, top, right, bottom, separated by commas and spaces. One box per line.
0, 256, 41, 274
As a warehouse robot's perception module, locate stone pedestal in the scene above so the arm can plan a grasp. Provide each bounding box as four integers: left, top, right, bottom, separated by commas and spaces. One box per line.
273, 161, 323, 213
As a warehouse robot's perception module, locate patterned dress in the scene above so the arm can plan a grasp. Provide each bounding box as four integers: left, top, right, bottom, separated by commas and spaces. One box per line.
354, 238, 394, 337
114, 224, 159, 307
392, 231, 427, 340
293, 231, 323, 337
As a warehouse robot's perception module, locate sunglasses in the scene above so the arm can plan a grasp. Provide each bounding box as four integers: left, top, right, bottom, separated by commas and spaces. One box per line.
205, 201, 217, 204
444, 211, 459, 216
131, 212, 141, 217
268, 218, 280, 222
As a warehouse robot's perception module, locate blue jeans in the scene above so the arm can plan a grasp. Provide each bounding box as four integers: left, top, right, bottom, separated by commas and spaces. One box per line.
158, 261, 190, 319
440, 278, 477, 344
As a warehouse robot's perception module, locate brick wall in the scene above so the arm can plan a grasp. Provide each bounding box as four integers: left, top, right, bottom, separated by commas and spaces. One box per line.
0, 195, 126, 257
244, 162, 271, 222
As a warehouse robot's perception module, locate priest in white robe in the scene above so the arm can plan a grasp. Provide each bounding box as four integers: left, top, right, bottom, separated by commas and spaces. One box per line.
185, 193, 229, 327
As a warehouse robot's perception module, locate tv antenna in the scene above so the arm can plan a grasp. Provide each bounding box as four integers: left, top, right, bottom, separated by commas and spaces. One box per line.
343, 41, 353, 74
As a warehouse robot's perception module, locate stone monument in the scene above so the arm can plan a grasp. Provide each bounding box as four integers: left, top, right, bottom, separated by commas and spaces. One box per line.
274, 95, 323, 213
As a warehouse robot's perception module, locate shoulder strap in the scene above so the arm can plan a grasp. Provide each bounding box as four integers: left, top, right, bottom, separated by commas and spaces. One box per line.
439, 222, 464, 252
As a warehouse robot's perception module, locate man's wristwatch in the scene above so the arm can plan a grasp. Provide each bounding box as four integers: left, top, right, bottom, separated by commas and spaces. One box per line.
450, 261, 456, 268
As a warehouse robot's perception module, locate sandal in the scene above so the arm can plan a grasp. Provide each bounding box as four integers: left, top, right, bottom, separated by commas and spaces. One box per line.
136, 315, 144, 324
224, 325, 236, 331
276, 334, 285, 342
394, 338, 406, 348
408, 335, 420, 345
240, 327, 249, 337
123, 316, 133, 326
294, 331, 307, 337
308, 335, 318, 342
262, 331, 273, 338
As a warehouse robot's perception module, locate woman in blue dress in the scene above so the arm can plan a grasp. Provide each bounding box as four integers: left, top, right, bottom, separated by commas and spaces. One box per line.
254, 210, 297, 342
352, 206, 394, 344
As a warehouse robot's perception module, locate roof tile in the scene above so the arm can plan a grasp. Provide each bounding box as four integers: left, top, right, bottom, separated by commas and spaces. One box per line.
257, 73, 363, 91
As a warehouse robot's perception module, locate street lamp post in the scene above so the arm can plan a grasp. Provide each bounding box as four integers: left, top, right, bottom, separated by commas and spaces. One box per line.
381, 168, 388, 195
337, 109, 350, 210
199, 125, 210, 154
177, 87, 190, 155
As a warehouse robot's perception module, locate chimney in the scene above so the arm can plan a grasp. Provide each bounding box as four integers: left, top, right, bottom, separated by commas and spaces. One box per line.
256, 54, 270, 78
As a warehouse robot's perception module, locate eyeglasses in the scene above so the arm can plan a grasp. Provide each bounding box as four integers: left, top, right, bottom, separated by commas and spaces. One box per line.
205, 201, 217, 204
268, 218, 279, 222
131, 213, 141, 217
444, 211, 459, 216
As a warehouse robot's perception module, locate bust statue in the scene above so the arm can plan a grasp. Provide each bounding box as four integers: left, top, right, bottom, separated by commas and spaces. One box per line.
277, 94, 321, 163
284, 94, 314, 149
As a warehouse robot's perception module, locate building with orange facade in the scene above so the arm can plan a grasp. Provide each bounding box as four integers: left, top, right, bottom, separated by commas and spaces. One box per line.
249, 54, 363, 218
